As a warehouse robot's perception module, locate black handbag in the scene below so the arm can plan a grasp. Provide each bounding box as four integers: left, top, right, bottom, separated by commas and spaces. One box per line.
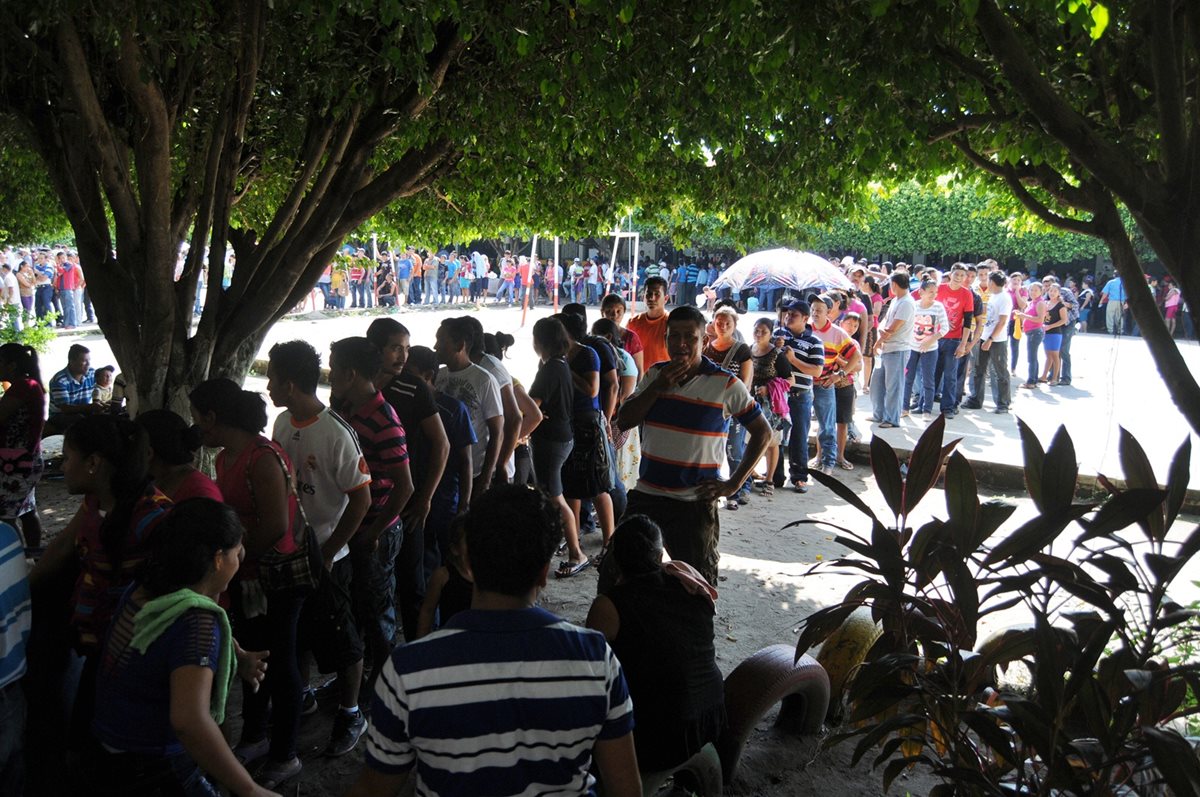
246, 443, 323, 594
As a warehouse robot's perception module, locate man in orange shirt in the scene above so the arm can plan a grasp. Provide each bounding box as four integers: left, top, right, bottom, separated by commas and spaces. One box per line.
625, 276, 670, 369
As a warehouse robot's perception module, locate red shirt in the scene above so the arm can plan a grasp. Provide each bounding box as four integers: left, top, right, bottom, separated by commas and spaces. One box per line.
215, 437, 298, 568
169, 469, 224, 503
936, 285, 975, 340
627, 313, 669, 369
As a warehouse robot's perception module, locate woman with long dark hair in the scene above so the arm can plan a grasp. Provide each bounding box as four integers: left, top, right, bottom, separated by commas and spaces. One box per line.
0, 342, 47, 546
190, 378, 303, 789
586, 515, 724, 779
528, 317, 579, 560
136, 409, 222, 502
91, 498, 279, 797
28, 414, 171, 770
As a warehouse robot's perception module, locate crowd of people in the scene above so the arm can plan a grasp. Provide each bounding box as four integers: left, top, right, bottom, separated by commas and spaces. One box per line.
0, 246, 1193, 796
0, 248, 93, 330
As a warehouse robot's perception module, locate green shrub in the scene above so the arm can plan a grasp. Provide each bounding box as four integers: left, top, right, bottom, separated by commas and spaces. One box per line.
793, 416, 1200, 795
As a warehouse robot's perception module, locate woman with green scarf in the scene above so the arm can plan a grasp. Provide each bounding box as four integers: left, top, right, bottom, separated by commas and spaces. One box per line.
91, 498, 278, 797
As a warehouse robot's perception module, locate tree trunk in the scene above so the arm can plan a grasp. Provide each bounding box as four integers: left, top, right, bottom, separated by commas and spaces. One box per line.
1096, 200, 1200, 436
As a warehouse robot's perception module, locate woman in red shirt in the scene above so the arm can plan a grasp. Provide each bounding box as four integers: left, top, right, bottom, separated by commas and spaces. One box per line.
0, 343, 47, 542
136, 409, 223, 502
190, 378, 303, 788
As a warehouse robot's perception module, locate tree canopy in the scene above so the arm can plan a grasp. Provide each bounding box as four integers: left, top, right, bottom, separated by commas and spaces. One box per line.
2, 0, 1199, 433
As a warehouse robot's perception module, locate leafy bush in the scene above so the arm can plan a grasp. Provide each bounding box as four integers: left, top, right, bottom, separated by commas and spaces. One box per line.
0, 306, 57, 352
792, 416, 1200, 796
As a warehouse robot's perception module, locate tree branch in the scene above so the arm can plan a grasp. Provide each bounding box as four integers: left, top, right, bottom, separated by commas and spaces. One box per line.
926, 114, 1011, 144
951, 134, 1097, 236
973, 0, 1162, 213
1149, 0, 1186, 177
55, 17, 143, 249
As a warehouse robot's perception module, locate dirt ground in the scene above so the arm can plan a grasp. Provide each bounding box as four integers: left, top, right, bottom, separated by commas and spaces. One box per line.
33, 464, 973, 797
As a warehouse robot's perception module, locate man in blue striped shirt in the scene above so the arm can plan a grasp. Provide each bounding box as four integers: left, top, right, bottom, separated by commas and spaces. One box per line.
349, 484, 641, 797
0, 520, 31, 793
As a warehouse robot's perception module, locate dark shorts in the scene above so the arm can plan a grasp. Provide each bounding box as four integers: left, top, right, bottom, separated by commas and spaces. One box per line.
299, 557, 363, 674
532, 437, 573, 497
835, 384, 856, 424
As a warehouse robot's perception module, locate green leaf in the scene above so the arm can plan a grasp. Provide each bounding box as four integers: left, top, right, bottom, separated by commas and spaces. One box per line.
903, 413, 959, 515
1017, 417, 1046, 512
1119, 426, 1165, 541
1164, 437, 1191, 529
871, 434, 905, 519
617, 1, 635, 24
1089, 2, 1110, 39
1144, 727, 1200, 795
1040, 425, 1077, 514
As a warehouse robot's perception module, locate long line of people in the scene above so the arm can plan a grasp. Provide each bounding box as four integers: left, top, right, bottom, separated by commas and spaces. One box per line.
0, 252, 1153, 796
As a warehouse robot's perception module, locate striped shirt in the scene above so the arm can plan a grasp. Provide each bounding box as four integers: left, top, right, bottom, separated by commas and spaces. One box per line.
773, 326, 823, 391
49, 366, 96, 413
366, 607, 634, 796
633, 357, 761, 500
810, 321, 858, 379
0, 522, 30, 689
344, 391, 409, 527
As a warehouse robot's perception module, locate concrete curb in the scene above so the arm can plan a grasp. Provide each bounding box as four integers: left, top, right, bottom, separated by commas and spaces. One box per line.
841, 438, 1200, 514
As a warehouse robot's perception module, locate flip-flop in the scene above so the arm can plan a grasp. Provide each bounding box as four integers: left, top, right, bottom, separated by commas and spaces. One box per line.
555, 558, 592, 579
838, 460, 855, 470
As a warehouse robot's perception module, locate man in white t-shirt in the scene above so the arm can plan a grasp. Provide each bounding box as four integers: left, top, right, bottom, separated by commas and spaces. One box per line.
460, 316, 520, 483
266, 340, 374, 760
871, 272, 916, 427
434, 317, 503, 496
962, 271, 1013, 414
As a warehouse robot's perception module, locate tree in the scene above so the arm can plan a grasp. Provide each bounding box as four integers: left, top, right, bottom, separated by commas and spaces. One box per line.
681, 0, 1200, 433
0, 0, 719, 410
802, 179, 1111, 266
0, 122, 73, 245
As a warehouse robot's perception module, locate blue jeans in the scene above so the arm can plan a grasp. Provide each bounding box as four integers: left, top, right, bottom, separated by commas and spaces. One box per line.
62, 288, 79, 327
353, 520, 404, 658
904, 349, 938, 413
424, 273, 439, 303
871, 350, 908, 425
936, 338, 962, 412
812, 386, 837, 468
1025, 328, 1044, 384
786, 390, 813, 484
497, 280, 515, 303
726, 420, 751, 498
1059, 324, 1074, 382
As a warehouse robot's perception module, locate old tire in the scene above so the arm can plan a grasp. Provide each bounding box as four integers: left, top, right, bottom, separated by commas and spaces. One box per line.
717, 644, 830, 782
813, 607, 883, 722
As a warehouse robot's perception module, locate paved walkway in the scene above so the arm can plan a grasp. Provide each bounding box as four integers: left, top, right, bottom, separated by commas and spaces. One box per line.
39, 302, 1200, 489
